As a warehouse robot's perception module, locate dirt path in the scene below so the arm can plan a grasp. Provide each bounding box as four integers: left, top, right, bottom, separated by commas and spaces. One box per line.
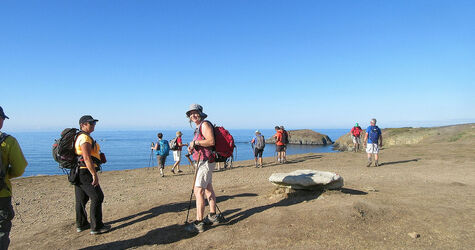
10, 140, 475, 249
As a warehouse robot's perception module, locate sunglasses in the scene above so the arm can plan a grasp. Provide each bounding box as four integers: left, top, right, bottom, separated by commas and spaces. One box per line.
88, 121, 97, 126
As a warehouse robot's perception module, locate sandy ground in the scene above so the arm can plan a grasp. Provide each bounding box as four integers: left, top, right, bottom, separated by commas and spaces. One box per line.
9, 139, 475, 249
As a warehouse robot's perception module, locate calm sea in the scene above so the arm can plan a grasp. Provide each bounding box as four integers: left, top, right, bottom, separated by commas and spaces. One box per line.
12, 129, 347, 177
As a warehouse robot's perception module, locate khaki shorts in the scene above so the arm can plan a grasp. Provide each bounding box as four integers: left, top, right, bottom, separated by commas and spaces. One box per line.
366, 143, 379, 154
173, 150, 181, 162
195, 161, 215, 188
352, 135, 361, 144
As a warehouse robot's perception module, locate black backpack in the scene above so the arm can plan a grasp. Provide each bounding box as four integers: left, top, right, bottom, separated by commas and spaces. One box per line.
52, 128, 83, 169
0, 132, 10, 191
282, 130, 290, 145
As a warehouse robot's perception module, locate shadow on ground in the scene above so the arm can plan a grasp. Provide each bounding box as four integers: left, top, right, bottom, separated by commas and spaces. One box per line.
380, 158, 420, 166
80, 193, 256, 250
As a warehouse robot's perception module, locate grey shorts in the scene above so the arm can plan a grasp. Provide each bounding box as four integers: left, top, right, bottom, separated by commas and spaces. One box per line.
195, 161, 215, 188
352, 135, 361, 144
157, 155, 167, 169
276, 145, 285, 152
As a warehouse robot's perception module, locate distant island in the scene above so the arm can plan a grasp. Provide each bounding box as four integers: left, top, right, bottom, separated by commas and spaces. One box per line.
265, 129, 333, 145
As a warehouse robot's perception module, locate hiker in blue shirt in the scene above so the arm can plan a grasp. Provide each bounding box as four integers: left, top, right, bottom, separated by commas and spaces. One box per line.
250, 130, 265, 168
364, 118, 383, 167
151, 133, 169, 177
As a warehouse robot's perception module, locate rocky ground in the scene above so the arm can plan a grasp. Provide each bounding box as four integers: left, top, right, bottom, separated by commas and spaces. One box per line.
9, 124, 475, 249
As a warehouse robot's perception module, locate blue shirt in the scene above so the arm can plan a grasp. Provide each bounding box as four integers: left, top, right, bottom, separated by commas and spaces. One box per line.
366, 126, 381, 144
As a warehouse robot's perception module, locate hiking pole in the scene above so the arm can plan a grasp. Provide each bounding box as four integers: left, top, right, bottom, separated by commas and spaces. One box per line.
148, 142, 154, 168
185, 152, 201, 225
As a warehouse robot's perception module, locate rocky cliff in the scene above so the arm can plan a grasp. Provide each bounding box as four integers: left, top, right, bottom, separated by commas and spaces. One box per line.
333, 123, 475, 151
266, 129, 333, 145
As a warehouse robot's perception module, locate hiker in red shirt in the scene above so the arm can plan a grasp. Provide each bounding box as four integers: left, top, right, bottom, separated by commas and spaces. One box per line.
274, 126, 285, 163
350, 122, 363, 152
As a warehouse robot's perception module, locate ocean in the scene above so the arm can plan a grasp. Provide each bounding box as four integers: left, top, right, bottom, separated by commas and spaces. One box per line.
12, 129, 347, 177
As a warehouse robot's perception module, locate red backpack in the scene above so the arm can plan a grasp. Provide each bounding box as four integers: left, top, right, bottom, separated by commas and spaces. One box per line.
200, 121, 235, 162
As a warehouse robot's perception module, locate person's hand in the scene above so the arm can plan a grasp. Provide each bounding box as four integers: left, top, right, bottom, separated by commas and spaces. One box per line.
92, 173, 99, 187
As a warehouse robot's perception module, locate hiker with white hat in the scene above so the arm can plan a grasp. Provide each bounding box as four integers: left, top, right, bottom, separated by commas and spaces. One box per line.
250, 130, 265, 168
185, 104, 221, 233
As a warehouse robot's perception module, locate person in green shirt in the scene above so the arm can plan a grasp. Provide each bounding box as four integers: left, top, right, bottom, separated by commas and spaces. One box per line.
0, 106, 27, 250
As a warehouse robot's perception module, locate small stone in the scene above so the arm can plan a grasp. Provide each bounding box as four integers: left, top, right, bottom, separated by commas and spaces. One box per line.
408, 232, 420, 239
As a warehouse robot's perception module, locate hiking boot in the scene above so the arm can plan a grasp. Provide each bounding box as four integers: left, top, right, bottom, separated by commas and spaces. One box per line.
255, 163, 259, 168
185, 220, 205, 233
375, 161, 379, 167
76, 223, 90, 233
90, 224, 111, 235
171, 169, 175, 174
160, 168, 164, 177
177, 170, 183, 173
366, 160, 372, 167
203, 214, 222, 226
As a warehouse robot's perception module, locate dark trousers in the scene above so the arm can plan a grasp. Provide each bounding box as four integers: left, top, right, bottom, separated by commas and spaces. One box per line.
74, 170, 104, 231
0, 197, 14, 250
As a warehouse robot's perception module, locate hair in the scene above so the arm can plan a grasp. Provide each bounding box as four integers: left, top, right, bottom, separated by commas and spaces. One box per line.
157, 133, 163, 139
371, 118, 377, 124
176, 131, 182, 136
275, 126, 280, 130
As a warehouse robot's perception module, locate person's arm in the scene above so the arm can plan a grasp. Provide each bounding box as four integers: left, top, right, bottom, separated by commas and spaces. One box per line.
379, 130, 383, 147
7, 138, 28, 178
80, 142, 99, 186
189, 122, 215, 149
178, 138, 188, 147
364, 132, 368, 145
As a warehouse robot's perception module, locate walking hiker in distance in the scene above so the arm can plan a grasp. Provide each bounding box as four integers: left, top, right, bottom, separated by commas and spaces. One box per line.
350, 122, 363, 152
274, 126, 285, 163
0, 106, 27, 249
185, 104, 221, 233
151, 133, 170, 177
170, 131, 188, 174
364, 118, 383, 167
74, 115, 110, 235
250, 130, 265, 168
280, 126, 290, 163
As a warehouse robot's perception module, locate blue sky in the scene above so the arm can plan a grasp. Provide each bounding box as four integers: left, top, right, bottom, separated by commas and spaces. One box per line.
1, 0, 474, 131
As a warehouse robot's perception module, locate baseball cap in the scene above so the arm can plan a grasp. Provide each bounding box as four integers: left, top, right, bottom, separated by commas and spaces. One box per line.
79, 115, 99, 125
0, 106, 9, 119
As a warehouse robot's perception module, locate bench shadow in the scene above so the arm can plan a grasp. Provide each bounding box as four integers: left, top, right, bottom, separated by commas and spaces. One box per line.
225, 189, 323, 226
379, 158, 420, 166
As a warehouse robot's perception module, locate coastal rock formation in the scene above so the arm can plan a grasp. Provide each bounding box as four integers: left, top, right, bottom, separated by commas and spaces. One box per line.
265, 129, 333, 145
269, 170, 344, 190
333, 123, 475, 151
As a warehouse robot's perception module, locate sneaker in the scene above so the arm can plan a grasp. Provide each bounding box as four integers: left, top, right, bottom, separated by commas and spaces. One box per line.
177, 170, 183, 173
203, 214, 221, 226
255, 163, 259, 168
160, 168, 164, 177
76, 223, 90, 233
171, 169, 175, 174
90, 224, 111, 235
185, 220, 205, 233
375, 161, 379, 167
366, 161, 372, 167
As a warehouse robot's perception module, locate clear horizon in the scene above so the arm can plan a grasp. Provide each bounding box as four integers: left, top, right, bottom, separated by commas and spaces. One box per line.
2, 1, 474, 131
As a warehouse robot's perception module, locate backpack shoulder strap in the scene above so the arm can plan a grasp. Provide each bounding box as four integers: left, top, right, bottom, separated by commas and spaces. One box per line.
0, 132, 9, 144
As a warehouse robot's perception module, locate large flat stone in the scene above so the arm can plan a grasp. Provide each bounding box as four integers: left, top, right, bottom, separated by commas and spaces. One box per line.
269, 170, 344, 190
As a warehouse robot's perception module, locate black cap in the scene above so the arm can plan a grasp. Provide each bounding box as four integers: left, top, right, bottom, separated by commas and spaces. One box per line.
0, 106, 8, 119
79, 115, 98, 125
